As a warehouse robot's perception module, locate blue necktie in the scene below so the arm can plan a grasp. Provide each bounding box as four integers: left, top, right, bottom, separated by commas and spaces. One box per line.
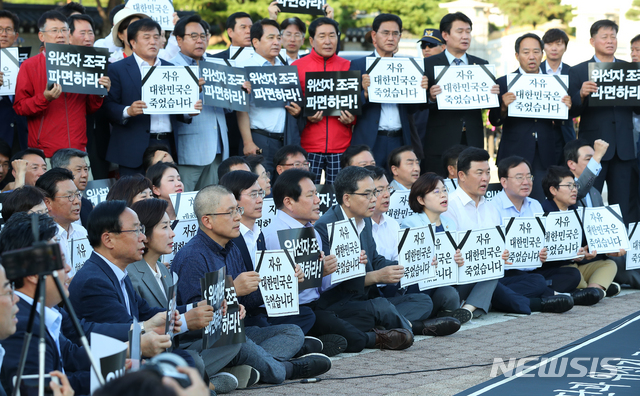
453, 58, 463, 66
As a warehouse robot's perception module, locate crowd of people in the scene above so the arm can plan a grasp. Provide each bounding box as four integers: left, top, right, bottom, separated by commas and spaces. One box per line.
0, 1, 639, 395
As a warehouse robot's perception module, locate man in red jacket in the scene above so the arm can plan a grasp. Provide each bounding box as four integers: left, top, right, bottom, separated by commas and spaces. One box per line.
13, 11, 110, 159
293, 18, 354, 184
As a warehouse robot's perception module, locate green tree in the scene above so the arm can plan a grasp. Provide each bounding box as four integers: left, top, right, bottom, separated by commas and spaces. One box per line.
493, 0, 573, 27
627, 0, 640, 20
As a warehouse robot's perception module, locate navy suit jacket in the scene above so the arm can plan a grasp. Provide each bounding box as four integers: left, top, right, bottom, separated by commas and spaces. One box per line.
80, 196, 93, 229
69, 252, 164, 324
0, 97, 27, 148
211, 49, 231, 60
489, 70, 562, 168
231, 233, 265, 310
103, 56, 185, 169
349, 53, 415, 150
59, 306, 130, 345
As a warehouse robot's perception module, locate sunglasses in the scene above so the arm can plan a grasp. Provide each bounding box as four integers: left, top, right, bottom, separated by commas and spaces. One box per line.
421, 42, 440, 49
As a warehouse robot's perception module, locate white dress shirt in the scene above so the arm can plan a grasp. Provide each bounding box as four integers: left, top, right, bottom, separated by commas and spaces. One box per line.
543, 60, 562, 75
445, 187, 501, 231
373, 50, 402, 131
57, 222, 87, 278
444, 49, 469, 65
371, 213, 400, 261
95, 252, 131, 315
15, 291, 63, 360
240, 222, 261, 268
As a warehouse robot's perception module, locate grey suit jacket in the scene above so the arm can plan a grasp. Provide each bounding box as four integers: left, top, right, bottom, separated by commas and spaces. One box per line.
127, 259, 173, 309
576, 165, 599, 202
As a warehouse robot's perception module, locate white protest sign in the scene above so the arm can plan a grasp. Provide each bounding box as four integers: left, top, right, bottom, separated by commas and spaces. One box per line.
328, 218, 365, 285
503, 217, 545, 269
256, 249, 300, 317
386, 190, 411, 221
581, 204, 629, 254
170, 191, 198, 221
443, 178, 458, 193
90, 333, 128, 393
257, 197, 277, 230
507, 73, 568, 119
126, 0, 174, 31
542, 210, 583, 261
626, 222, 640, 270
365, 57, 426, 104
161, 219, 198, 266
68, 237, 94, 274
457, 227, 505, 284
230, 47, 256, 66
142, 66, 199, 114
0, 48, 19, 96
397, 225, 436, 287
434, 64, 499, 110
419, 231, 458, 290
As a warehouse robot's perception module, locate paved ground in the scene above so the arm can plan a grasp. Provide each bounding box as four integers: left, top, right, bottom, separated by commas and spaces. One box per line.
241, 289, 640, 395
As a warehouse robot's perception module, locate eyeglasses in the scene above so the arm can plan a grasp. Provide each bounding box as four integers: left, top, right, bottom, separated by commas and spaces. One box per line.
378, 30, 401, 38
40, 28, 69, 36
282, 31, 304, 39
242, 190, 266, 200
186, 33, 207, 41
374, 185, 395, 195
508, 175, 534, 183
281, 161, 310, 169
558, 183, 580, 191
421, 42, 440, 49
0, 27, 15, 34
55, 191, 82, 202
207, 207, 244, 217
349, 190, 379, 200
430, 186, 449, 196
76, 30, 95, 38
0, 282, 14, 300
115, 225, 146, 237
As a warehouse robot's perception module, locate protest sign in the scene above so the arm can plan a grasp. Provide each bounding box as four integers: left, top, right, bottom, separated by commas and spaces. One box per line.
304, 71, 361, 116
212, 275, 247, 347
506, 73, 569, 119
164, 283, 177, 352
245, 66, 302, 107
419, 231, 458, 290
277, 227, 322, 290
387, 190, 411, 221
256, 249, 300, 317
365, 57, 426, 104
503, 217, 545, 269
161, 219, 198, 267
126, 0, 174, 31
434, 64, 499, 109
626, 222, 640, 270
229, 46, 255, 65
542, 210, 583, 261
256, 197, 277, 229
581, 204, 629, 254
328, 218, 364, 285
45, 43, 108, 95
588, 62, 640, 106
484, 183, 503, 202
68, 237, 94, 274
201, 268, 226, 348
200, 60, 249, 112
443, 178, 458, 193
18, 47, 30, 64
397, 225, 436, 287
457, 226, 505, 284
276, 0, 326, 15
317, 184, 337, 217
142, 66, 199, 114
83, 178, 116, 206
90, 333, 127, 393
170, 191, 198, 220
129, 318, 141, 370
0, 48, 19, 96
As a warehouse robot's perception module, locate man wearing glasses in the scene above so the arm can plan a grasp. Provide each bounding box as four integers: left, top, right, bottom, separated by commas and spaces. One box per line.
13, 11, 110, 161
272, 145, 310, 183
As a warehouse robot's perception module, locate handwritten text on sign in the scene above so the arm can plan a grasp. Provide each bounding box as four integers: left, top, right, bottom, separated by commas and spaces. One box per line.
126, 0, 174, 31
582, 204, 629, 254
434, 64, 499, 110
245, 66, 302, 107
0, 48, 19, 96
366, 57, 426, 104
503, 217, 545, 269
507, 73, 569, 119
161, 219, 198, 267
68, 237, 94, 274
588, 62, 640, 106
457, 227, 505, 284
304, 71, 361, 116
200, 60, 249, 112
543, 210, 583, 261
277, 0, 326, 15
83, 178, 115, 206
419, 231, 458, 290
256, 250, 300, 317
256, 198, 277, 230
201, 268, 226, 348
277, 227, 322, 290
170, 191, 198, 221
212, 276, 247, 347
142, 66, 199, 114
626, 222, 640, 270
328, 218, 364, 285
45, 43, 109, 95
397, 225, 436, 287
387, 190, 411, 221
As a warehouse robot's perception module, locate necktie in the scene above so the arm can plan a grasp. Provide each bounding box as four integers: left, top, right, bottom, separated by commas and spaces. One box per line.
453, 58, 463, 66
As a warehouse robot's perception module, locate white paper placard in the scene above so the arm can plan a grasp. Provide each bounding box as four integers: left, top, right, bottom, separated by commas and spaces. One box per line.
419, 231, 458, 290
457, 226, 505, 284
581, 204, 629, 254
365, 57, 426, 104
328, 218, 365, 285
542, 210, 583, 261
257, 197, 277, 229
256, 249, 300, 317
506, 73, 569, 119
387, 190, 411, 221
503, 217, 545, 269
230, 47, 256, 66
90, 333, 128, 393
434, 64, 499, 109
68, 237, 94, 274
126, 0, 174, 31
0, 48, 19, 96
397, 225, 436, 287
161, 218, 198, 267
626, 222, 640, 270
142, 65, 200, 114
170, 191, 198, 221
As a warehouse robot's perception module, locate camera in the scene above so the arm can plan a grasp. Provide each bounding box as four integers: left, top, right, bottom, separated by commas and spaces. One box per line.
13, 374, 60, 396
140, 353, 192, 388
2, 242, 64, 281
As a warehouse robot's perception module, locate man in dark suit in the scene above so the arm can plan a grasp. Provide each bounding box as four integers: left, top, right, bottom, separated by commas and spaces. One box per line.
568, 19, 640, 224
0, 264, 20, 396
50, 148, 94, 228
103, 19, 201, 176
350, 14, 423, 169
421, 12, 500, 174
489, 33, 571, 201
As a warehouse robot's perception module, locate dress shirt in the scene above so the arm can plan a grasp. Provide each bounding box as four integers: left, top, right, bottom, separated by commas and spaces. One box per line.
543, 60, 562, 75
389, 179, 409, 191
577, 158, 603, 208
445, 186, 501, 231
371, 213, 400, 261
56, 222, 88, 278
444, 178, 458, 191
122, 53, 172, 133
15, 291, 63, 360
444, 49, 469, 66
236, 52, 286, 133
94, 252, 131, 315
146, 261, 167, 299
491, 190, 544, 220
0, 344, 4, 372
240, 222, 261, 268
373, 50, 402, 131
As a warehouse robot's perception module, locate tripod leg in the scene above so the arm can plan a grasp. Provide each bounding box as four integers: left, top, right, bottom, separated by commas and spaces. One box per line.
12, 278, 43, 396
38, 274, 47, 396
52, 271, 105, 386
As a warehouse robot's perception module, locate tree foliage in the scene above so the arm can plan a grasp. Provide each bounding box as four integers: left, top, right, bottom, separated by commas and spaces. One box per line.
627, 0, 640, 21
493, 0, 573, 27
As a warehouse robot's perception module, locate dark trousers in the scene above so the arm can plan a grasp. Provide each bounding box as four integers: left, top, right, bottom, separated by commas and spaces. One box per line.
595, 155, 640, 224
239, 132, 283, 176
244, 305, 316, 335
421, 154, 445, 176
491, 270, 552, 314
532, 266, 582, 293
308, 309, 370, 353
531, 146, 547, 203
371, 135, 403, 171
380, 284, 460, 318
611, 255, 640, 289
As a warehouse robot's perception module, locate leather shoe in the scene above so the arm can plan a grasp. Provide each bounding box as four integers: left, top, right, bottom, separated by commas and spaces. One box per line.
419, 317, 461, 336
540, 295, 574, 313
606, 282, 621, 297
571, 288, 602, 306
289, 353, 331, 379
373, 328, 414, 350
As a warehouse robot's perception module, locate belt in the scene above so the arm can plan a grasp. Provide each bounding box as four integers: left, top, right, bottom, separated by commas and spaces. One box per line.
252, 129, 284, 142
377, 129, 402, 138
149, 132, 173, 140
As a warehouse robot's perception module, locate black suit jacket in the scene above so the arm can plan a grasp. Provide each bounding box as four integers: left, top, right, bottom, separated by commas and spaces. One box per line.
0, 97, 27, 148
422, 52, 489, 157
231, 233, 265, 310
489, 70, 562, 168
211, 48, 231, 60
80, 196, 93, 228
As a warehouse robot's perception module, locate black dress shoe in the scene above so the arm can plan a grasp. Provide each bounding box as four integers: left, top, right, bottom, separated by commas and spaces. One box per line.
420, 317, 461, 336
317, 334, 348, 357
540, 295, 574, 313
606, 282, 621, 297
373, 328, 414, 350
293, 336, 323, 358
571, 288, 602, 306
289, 353, 332, 379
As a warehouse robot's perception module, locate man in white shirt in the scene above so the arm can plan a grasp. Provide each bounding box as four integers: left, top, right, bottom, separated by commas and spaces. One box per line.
388, 146, 420, 191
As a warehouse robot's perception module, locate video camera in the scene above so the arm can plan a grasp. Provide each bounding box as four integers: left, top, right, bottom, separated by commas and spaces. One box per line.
140, 353, 192, 388
1, 242, 64, 281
